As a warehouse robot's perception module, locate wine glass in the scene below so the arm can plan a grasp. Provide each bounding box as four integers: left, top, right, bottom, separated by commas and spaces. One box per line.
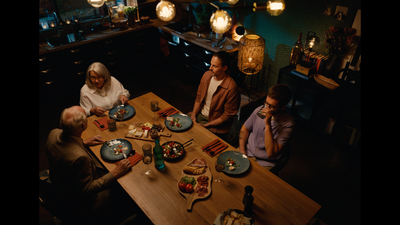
150, 100, 159, 121
116, 105, 126, 128
215, 163, 225, 183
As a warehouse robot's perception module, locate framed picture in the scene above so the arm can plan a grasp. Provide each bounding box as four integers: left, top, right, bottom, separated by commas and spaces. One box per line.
334, 5, 348, 21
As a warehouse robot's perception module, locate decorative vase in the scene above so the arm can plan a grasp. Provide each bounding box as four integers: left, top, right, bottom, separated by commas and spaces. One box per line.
127, 14, 135, 27
325, 54, 340, 77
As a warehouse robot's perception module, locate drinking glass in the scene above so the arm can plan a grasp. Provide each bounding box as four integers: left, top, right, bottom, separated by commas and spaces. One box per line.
215, 163, 225, 183
150, 100, 159, 121
117, 105, 126, 128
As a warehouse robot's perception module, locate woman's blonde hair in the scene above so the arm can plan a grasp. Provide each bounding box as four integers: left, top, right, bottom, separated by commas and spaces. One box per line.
85, 62, 111, 89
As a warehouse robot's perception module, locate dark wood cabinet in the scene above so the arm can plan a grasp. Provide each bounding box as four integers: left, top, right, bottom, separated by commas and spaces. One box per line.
278, 66, 361, 148
39, 27, 161, 103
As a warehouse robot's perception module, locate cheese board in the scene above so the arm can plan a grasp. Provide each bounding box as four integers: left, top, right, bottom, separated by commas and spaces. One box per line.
125, 122, 172, 142
177, 158, 212, 211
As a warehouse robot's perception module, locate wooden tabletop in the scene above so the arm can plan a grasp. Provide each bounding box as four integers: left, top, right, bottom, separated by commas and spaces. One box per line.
81, 92, 320, 225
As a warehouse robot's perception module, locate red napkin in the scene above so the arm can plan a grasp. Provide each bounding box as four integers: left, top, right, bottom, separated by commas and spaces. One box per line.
115, 152, 143, 167
93, 117, 109, 131
156, 106, 180, 118
201, 139, 228, 157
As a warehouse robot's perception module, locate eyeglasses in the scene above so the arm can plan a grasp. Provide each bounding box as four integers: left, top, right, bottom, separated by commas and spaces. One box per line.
264, 101, 279, 110
90, 76, 104, 81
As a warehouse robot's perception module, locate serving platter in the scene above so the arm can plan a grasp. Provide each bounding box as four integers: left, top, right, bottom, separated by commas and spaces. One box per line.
125, 122, 171, 142
177, 158, 212, 211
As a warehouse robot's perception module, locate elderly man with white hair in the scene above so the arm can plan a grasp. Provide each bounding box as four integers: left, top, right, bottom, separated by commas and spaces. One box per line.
45, 106, 144, 224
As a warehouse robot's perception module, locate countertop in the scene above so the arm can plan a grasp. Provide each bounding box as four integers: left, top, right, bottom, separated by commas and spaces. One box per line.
39, 19, 238, 55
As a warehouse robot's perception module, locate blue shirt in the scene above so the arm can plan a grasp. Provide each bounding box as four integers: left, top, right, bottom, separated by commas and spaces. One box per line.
244, 105, 295, 167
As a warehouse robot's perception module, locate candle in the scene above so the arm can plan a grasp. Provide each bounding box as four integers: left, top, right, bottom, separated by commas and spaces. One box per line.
41, 22, 48, 29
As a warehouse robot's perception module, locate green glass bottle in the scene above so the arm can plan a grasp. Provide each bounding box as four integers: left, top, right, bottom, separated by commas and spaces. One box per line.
153, 138, 165, 170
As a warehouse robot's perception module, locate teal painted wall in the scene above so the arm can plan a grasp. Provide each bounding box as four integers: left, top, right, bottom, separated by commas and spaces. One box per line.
193, 0, 361, 93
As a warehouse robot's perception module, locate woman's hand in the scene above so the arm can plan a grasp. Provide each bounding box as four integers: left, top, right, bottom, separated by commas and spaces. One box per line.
119, 95, 129, 105
90, 107, 106, 116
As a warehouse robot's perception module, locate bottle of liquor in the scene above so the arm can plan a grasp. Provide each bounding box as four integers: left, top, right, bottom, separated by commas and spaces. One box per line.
243, 185, 254, 215
290, 33, 303, 67
153, 138, 165, 170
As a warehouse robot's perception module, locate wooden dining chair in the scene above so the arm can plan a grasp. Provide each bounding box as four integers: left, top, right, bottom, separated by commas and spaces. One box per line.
270, 143, 292, 176
39, 170, 76, 224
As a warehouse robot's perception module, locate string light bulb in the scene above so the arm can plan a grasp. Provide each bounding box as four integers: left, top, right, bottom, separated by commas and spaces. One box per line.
87, 0, 106, 8
156, 0, 176, 22
210, 9, 232, 34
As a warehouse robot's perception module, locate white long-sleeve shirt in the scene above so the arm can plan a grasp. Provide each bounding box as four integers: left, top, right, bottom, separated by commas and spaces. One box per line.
80, 76, 130, 116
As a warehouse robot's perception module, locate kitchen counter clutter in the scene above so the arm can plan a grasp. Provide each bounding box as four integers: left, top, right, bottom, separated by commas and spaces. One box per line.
39, 19, 239, 103
39, 19, 237, 55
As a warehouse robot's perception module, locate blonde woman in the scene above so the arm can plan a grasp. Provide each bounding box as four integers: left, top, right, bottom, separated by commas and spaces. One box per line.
80, 62, 130, 116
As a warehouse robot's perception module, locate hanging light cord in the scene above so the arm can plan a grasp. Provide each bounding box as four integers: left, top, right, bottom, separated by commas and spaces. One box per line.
210, 2, 219, 10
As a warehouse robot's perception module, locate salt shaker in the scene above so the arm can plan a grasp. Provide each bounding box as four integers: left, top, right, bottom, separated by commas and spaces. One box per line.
243, 185, 254, 215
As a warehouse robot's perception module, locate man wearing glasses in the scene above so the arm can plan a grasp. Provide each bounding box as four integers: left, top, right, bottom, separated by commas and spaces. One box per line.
238, 84, 295, 170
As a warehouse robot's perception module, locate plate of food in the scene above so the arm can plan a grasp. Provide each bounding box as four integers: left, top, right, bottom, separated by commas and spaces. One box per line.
177, 158, 212, 211
165, 113, 192, 131
216, 150, 250, 175
109, 105, 135, 121
213, 208, 254, 225
161, 140, 192, 161
100, 138, 132, 161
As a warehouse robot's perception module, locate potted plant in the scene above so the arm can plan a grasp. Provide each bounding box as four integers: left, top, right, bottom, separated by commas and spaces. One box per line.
324, 26, 357, 72
193, 4, 213, 32
124, 6, 138, 27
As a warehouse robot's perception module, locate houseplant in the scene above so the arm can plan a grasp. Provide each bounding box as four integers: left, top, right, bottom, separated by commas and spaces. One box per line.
124, 6, 138, 27
324, 26, 357, 72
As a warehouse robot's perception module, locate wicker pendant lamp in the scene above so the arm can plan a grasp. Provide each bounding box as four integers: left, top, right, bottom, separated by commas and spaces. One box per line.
238, 34, 265, 75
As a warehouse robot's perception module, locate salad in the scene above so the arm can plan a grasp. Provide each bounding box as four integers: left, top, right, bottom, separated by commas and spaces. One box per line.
169, 117, 183, 128
112, 145, 128, 155
162, 141, 184, 159
226, 157, 240, 171
114, 108, 129, 118
178, 176, 197, 193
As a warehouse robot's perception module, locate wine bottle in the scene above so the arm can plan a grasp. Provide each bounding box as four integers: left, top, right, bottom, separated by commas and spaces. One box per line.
290, 33, 303, 67
153, 138, 165, 170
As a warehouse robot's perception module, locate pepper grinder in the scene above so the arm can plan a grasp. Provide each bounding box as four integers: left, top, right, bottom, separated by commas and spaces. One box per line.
243, 185, 254, 215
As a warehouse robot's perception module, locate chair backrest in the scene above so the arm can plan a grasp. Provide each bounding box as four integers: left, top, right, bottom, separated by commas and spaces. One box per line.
39, 170, 76, 223
270, 143, 292, 175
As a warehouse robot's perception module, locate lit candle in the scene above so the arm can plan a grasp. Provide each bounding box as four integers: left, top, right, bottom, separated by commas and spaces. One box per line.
41, 22, 48, 29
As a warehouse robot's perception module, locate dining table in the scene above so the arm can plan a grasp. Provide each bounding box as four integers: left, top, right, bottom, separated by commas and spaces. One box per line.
81, 91, 321, 225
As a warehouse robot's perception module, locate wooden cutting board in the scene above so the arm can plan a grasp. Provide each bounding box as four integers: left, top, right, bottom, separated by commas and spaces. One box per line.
125, 122, 172, 141
177, 158, 212, 211
125, 131, 171, 141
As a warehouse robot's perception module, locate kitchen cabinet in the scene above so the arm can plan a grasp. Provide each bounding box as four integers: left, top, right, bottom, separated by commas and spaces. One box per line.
278, 66, 361, 148
39, 27, 161, 103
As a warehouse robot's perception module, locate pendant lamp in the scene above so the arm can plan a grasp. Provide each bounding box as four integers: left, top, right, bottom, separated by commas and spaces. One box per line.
238, 34, 265, 75
156, 0, 176, 22
87, 0, 106, 8
210, 9, 232, 34
253, 0, 285, 16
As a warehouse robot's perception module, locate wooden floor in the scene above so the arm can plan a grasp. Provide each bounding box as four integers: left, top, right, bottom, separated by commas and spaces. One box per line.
39, 61, 360, 225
